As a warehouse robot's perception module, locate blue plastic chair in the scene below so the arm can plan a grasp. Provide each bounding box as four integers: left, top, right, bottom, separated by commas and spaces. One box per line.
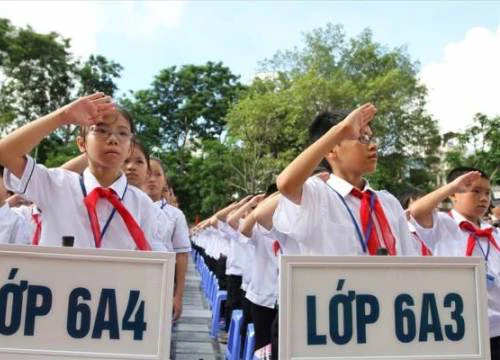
224, 309, 244, 360
242, 323, 256, 360
209, 283, 227, 338
201, 264, 209, 292
196, 254, 202, 272
204, 271, 214, 300
208, 273, 218, 308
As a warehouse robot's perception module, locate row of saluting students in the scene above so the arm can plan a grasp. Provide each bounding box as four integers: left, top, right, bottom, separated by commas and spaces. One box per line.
191, 104, 500, 359
0, 94, 498, 358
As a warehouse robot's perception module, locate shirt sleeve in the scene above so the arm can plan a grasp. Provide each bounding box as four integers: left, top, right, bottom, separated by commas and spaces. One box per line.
410, 211, 456, 252
4, 155, 72, 211
171, 208, 191, 253
218, 220, 240, 241
272, 177, 325, 246
148, 204, 175, 252
394, 200, 419, 256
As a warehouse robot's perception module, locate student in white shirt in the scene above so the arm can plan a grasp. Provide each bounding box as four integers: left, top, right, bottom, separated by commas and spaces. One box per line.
200, 195, 253, 337
400, 188, 432, 256
225, 194, 264, 333
0, 93, 161, 250
208, 197, 254, 299
274, 105, 418, 256
146, 157, 191, 321
409, 166, 500, 357
59, 144, 174, 252
0, 166, 30, 245
123, 142, 174, 252
8, 202, 40, 245
239, 186, 281, 351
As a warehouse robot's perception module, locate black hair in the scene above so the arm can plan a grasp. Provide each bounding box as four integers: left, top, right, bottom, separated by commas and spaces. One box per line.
312, 165, 330, 175
308, 110, 350, 173
309, 110, 350, 143
79, 105, 136, 137
265, 183, 278, 197
0, 165, 4, 177
399, 188, 425, 209
446, 166, 489, 183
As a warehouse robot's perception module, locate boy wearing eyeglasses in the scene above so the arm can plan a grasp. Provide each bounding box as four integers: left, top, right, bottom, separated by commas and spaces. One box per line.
410, 167, 500, 356
273, 104, 418, 256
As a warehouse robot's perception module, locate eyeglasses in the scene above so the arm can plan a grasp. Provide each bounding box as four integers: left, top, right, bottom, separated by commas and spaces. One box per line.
358, 133, 378, 145
88, 125, 133, 143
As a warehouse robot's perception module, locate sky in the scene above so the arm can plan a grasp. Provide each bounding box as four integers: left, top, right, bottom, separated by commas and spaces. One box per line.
1, 0, 500, 133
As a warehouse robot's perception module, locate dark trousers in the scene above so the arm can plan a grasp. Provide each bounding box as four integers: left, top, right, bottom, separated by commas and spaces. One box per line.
216, 256, 227, 290
271, 311, 279, 360
225, 275, 243, 331
491, 336, 500, 360
251, 302, 278, 350
206, 255, 217, 274
240, 296, 253, 355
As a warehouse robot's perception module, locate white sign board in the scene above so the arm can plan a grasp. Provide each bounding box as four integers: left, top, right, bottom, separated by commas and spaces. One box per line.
279, 256, 490, 360
0, 244, 175, 360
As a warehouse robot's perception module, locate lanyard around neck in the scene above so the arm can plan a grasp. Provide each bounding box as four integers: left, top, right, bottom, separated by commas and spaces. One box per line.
80, 175, 128, 247
160, 198, 168, 210
326, 183, 375, 253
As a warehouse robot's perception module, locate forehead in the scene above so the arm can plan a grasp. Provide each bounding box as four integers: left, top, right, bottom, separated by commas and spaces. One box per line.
150, 160, 163, 171
471, 177, 491, 190
129, 146, 146, 159
99, 111, 131, 129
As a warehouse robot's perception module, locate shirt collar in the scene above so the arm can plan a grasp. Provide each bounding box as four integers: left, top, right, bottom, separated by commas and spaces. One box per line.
326, 174, 373, 198
450, 209, 492, 230
82, 167, 127, 198
155, 198, 170, 209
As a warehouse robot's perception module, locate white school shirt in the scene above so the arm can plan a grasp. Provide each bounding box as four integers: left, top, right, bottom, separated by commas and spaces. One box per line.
10, 205, 39, 243
204, 228, 218, 259
204, 227, 228, 260
275, 227, 300, 255
0, 203, 31, 245
215, 221, 231, 257
193, 229, 207, 251
245, 224, 279, 308
273, 174, 418, 256
240, 234, 254, 292
150, 204, 174, 252
156, 200, 191, 253
412, 209, 500, 337
220, 221, 247, 276
5, 156, 167, 250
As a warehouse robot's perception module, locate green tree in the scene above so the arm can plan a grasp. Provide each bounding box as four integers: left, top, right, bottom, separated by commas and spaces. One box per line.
76, 54, 123, 97
0, 18, 123, 166
444, 114, 500, 184
228, 23, 442, 195
126, 62, 244, 151
0, 18, 75, 130
121, 62, 246, 218
160, 140, 245, 221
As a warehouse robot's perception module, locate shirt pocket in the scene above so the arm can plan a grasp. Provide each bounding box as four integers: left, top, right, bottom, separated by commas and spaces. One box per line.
319, 221, 362, 255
